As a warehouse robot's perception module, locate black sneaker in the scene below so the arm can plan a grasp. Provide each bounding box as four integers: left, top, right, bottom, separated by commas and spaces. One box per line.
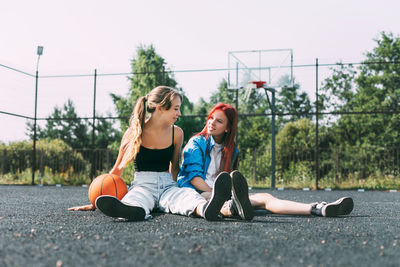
203, 172, 232, 221
95, 195, 146, 221
311, 197, 354, 217
231, 170, 254, 220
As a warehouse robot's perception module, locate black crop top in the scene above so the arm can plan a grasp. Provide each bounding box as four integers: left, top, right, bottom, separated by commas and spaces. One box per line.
133, 127, 174, 172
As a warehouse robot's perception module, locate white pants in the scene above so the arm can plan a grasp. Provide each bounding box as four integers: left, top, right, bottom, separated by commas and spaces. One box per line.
121, 171, 206, 217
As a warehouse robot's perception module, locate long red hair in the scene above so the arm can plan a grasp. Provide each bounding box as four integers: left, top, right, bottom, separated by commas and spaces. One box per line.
197, 103, 238, 172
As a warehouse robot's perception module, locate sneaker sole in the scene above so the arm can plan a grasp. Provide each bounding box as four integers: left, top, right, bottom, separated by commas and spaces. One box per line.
204, 172, 232, 221
95, 195, 145, 221
231, 171, 254, 220
323, 197, 354, 217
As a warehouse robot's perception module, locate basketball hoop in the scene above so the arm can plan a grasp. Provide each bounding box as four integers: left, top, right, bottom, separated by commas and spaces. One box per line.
245, 81, 266, 102
249, 81, 266, 88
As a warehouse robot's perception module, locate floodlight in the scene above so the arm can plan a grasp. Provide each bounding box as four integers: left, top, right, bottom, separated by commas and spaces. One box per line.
37, 46, 43, 56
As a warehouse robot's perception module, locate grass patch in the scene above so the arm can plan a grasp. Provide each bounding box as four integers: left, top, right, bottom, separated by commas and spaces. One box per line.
0, 167, 91, 186
1, 166, 399, 190
248, 174, 400, 190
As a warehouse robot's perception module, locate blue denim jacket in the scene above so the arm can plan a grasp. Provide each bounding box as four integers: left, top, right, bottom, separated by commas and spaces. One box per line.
177, 135, 238, 189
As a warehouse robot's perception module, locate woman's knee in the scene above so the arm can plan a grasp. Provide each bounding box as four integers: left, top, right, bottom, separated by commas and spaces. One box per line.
249, 193, 276, 209
250, 192, 274, 201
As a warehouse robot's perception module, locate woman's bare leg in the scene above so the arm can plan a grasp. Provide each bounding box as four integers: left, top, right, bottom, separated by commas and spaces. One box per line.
200, 191, 234, 217
200, 191, 212, 201
249, 193, 312, 215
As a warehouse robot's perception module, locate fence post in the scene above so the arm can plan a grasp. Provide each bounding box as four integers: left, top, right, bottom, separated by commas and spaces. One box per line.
91, 69, 97, 180
271, 89, 276, 189
40, 150, 44, 177
1, 150, 6, 174
162, 66, 166, 85
106, 149, 110, 171
336, 147, 340, 184
31, 48, 43, 185
32, 69, 39, 185
315, 58, 320, 189
253, 147, 257, 180
397, 147, 399, 176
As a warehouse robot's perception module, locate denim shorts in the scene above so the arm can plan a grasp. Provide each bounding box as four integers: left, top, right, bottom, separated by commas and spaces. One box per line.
121, 171, 206, 217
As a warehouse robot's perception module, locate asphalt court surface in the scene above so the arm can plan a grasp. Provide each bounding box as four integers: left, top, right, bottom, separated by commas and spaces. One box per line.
0, 185, 399, 267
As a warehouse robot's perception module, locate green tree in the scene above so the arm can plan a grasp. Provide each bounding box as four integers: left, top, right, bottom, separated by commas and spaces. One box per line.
203, 78, 272, 150
175, 92, 204, 144
110, 44, 202, 144
276, 118, 334, 173
321, 32, 400, 147
277, 118, 315, 150
93, 116, 121, 149
193, 97, 212, 116
209, 80, 238, 106
26, 99, 90, 149
276, 75, 313, 123
26, 100, 119, 149
110, 45, 179, 131
238, 81, 271, 150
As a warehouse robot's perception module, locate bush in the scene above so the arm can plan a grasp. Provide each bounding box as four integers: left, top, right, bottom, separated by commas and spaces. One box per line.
0, 139, 89, 185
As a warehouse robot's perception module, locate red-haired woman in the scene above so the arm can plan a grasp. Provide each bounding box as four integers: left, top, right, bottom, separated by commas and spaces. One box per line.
177, 103, 354, 219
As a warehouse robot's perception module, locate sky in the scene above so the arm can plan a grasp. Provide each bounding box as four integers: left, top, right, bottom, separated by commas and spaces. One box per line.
1, 0, 399, 142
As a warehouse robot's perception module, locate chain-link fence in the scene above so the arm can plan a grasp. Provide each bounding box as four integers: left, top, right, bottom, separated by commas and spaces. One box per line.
1, 60, 400, 188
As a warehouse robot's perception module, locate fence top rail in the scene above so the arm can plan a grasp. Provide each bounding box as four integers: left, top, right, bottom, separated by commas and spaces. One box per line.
2, 110, 400, 122
2, 60, 400, 79
0, 63, 35, 77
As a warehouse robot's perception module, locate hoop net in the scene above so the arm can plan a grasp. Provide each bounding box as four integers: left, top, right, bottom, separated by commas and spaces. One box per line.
245, 81, 267, 102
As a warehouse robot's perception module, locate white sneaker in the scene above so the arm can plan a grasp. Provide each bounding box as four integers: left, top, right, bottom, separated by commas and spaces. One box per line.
203, 172, 232, 221
230, 170, 253, 220
311, 197, 354, 217
95, 195, 146, 221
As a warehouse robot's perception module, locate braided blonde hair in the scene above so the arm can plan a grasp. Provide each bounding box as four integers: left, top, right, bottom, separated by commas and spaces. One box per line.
118, 86, 182, 169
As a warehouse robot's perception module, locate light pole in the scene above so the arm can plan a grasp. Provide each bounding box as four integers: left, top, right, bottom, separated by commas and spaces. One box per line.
263, 86, 276, 190
32, 46, 43, 185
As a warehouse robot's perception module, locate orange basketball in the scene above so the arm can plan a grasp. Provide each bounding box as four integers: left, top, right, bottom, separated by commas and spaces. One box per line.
88, 174, 128, 207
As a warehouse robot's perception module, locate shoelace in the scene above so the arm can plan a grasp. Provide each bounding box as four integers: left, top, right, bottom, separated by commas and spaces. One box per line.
315, 201, 327, 209
222, 199, 236, 216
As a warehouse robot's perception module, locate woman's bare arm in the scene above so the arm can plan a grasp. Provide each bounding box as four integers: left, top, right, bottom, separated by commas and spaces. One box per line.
190, 177, 212, 192
170, 126, 183, 181
68, 129, 130, 211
